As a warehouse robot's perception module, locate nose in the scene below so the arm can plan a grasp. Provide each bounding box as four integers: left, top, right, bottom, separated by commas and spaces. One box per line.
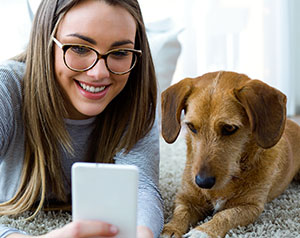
86, 59, 110, 79
195, 174, 216, 189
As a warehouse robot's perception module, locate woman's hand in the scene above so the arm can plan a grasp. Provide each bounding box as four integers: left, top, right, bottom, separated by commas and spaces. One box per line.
7, 222, 153, 238
137, 226, 153, 238
7, 220, 119, 238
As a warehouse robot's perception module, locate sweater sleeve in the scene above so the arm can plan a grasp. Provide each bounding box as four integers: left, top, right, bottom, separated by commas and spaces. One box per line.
0, 60, 24, 157
0, 226, 27, 238
0, 61, 27, 237
114, 118, 164, 238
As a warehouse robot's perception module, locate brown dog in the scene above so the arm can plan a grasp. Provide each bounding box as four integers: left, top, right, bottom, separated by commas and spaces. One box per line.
160, 71, 300, 238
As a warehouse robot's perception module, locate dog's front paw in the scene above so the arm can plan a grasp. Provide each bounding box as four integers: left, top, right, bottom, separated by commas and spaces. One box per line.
160, 232, 181, 238
160, 233, 176, 238
160, 230, 183, 238
160, 224, 185, 238
182, 229, 211, 238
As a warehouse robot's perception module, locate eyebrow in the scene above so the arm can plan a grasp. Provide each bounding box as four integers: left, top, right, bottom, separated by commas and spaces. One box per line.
67, 33, 96, 45
111, 40, 134, 47
66, 33, 134, 47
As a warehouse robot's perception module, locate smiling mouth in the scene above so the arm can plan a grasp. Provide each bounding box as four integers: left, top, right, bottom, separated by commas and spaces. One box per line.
77, 81, 107, 93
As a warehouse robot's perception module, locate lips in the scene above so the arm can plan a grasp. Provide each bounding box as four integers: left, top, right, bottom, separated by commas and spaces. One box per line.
75, 80, 109, 100
78, 81, 107, 93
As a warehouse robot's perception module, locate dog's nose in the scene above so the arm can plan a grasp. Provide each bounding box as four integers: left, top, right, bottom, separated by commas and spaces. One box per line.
195, 174, 216, 189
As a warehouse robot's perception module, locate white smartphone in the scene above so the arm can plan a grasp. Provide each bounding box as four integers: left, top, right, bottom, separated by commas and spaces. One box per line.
71, 162, 139, 238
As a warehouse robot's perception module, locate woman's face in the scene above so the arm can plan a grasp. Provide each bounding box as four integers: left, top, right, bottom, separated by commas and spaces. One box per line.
54, 0, 137, 119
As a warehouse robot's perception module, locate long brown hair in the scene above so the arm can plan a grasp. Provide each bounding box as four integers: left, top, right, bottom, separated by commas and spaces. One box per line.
0, 0, 157, 217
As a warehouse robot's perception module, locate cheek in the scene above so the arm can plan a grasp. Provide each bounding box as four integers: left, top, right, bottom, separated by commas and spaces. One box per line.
54, 47, 76, 87
54, 45, 63, 71
54, 47, 65, 82
114, 74, 130, 94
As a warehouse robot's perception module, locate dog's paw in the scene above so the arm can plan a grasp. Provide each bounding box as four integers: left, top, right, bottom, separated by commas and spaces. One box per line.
160, 229, 185, 238
160, 233, 180, 238
160, 231, 182, 238
160, 223, 186, 238
182, 229, 210, 238
160, 234, 175, 238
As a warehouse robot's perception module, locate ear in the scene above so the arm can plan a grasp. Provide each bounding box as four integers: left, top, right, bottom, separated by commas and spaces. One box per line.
161, 78, 193, 143
234, 80, 287, 149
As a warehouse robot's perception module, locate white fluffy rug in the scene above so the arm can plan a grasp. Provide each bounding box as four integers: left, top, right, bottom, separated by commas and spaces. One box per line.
1, 131, 300, 237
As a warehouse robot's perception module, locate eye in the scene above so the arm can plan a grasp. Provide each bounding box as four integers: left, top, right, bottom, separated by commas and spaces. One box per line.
110, 50, 131, 59
221, 124, 239, 136
70, 45, 91, 56
186, 122, 197, 134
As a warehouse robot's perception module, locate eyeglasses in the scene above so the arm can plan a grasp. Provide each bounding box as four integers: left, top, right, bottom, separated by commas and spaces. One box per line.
52, 36, 142, 75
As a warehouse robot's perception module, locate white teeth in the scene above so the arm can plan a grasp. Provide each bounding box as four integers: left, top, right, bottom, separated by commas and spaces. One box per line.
79, 82, 106, 93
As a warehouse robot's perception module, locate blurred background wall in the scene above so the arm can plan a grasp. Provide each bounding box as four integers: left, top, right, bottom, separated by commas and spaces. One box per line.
0, 0, 299, 115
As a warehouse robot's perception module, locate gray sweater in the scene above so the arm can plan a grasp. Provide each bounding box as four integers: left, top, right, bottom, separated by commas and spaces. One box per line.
0, 60, 164, 237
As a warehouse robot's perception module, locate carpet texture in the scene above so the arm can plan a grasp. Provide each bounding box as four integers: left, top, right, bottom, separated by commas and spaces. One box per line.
1, 131, 300, 237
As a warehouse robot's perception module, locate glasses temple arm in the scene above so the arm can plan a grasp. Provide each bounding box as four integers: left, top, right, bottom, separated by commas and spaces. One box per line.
52, 36, 63, 49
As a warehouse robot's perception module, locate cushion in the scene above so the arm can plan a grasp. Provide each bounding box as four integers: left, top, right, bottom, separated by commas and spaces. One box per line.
146, 18, 182, 92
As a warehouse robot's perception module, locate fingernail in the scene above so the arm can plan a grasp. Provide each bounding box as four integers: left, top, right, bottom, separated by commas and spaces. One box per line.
110, 225, 118, 233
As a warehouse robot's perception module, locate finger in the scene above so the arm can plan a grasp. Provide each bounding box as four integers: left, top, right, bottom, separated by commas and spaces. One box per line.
69, 220, 118, 237
49, 220, 118, 238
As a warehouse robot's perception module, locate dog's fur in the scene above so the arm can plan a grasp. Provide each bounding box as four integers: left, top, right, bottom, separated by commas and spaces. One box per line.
160, 71, 300, 238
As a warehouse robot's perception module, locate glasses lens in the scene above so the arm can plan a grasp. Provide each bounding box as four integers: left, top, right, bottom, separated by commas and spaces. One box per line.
107, 50, 136, 74
64, 45, 97, 71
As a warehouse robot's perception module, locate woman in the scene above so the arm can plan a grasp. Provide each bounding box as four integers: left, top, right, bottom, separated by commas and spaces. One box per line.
0, 0, 163, 237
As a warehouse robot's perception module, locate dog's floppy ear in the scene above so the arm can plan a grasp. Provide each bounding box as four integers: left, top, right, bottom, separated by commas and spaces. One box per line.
234, 79, 287, 149
161, 78, 193, 143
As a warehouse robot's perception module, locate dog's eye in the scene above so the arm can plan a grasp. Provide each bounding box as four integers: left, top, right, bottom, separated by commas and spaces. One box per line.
186, 123, 197, 134
221, 124, 238, 136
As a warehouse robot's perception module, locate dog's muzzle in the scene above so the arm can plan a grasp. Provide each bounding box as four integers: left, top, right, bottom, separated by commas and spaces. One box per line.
195, 174, 216, 189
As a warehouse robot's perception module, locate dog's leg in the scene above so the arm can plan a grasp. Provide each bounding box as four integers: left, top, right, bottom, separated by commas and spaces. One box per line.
161, 192, 210, 238
184, 203, 264, 238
